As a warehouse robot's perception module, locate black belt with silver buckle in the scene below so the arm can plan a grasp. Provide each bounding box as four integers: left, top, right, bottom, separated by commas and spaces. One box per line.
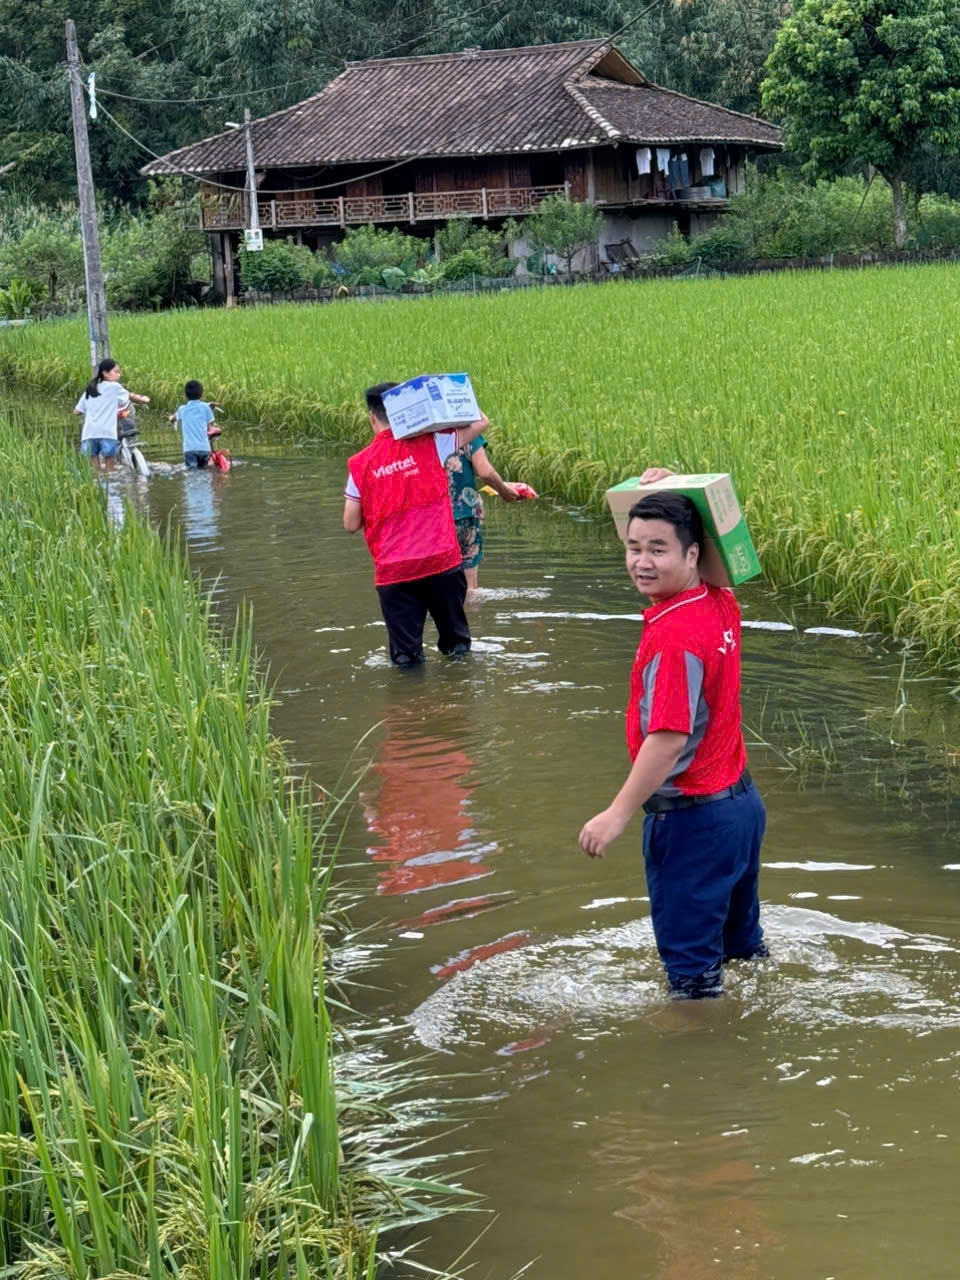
643, 771, 752, 815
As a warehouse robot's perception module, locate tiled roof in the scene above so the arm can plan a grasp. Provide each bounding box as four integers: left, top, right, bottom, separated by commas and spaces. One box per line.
142, 40, 780, 177
582, 82, 782, 147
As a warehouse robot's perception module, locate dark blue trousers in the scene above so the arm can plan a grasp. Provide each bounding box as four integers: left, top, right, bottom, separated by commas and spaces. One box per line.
642, 782, 767, 998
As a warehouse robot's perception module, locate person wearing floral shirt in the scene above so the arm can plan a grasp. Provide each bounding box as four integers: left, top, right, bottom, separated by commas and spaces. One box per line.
445, 434, 523, 591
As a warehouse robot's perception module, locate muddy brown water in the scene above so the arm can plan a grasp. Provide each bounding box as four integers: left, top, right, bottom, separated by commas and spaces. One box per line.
126, 448, 960, 1278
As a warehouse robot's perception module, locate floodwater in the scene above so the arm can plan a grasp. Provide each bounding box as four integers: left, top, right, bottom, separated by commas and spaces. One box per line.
135, 448, 960, 1279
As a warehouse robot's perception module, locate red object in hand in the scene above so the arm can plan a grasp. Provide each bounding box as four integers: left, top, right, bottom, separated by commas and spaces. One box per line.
207, 424, 223, 439
513, 482, 538, 500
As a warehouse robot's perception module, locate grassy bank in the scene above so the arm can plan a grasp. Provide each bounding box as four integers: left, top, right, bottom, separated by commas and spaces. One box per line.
0, 411, 468, 1278
4, 264, 960, 658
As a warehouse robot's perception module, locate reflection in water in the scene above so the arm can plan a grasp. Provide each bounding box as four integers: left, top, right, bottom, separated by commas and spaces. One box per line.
361, 705, 495, 899
432, 930, 532, 980
394, 893, 512, 932
603, 1119, 779, 1280
180, 470, 225, 550
102, 472, 150, 529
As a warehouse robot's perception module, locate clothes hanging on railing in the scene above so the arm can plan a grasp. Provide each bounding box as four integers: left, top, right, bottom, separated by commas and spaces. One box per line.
636, 147, 652, 175
656, 148, 671, 175
699, 147, 716, 178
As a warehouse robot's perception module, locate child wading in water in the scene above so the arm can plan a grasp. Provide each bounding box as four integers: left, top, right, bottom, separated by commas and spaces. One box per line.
169, 380, 218, 468
73, 358, 150, 472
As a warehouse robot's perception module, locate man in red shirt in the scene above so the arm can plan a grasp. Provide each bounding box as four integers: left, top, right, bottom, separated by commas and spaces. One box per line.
579, 489, 767, 998
344, 382, 489, 665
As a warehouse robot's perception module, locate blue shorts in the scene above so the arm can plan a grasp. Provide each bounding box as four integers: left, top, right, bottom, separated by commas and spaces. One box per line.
184, 451, 210, 469
642, 782, 767, 997
81, 438, 119, 458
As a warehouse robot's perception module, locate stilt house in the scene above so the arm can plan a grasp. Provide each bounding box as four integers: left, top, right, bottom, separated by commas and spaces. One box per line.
143, 39, 781, 297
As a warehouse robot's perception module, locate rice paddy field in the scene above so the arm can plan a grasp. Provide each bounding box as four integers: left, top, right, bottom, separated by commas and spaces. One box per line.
4, 263, 960, 658
0, 411, 469, 1279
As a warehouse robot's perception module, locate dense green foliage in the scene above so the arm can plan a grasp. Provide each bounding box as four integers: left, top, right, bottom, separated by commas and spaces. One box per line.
4, 0, 959, 208
653, 169, 960, 264
526, 195, 604, 275
238, 237, 326, 292
763, 0, 960, 244
233, 220, 524, 292
434, 218, 519, 280
0, 409, 474, 1276
331, 225, 429, 282
6, 266, 960, 658
0, 193, 207, 311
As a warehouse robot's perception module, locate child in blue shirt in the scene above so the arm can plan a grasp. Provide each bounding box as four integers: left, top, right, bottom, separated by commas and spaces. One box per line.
169, 380, 216, 468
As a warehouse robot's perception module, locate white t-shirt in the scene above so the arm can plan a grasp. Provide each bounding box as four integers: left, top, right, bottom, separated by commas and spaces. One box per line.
344, 430, 459, 500
74, 381, 128, 442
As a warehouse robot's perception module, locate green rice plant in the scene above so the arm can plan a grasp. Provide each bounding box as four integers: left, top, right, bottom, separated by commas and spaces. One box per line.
6, 263, 960, 660
0, 409, 474, 1278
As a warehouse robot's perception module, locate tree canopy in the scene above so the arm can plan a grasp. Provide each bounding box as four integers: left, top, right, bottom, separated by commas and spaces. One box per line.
0, 0, 799, 204
762, 0, 960, 245
3, 0, 960, 224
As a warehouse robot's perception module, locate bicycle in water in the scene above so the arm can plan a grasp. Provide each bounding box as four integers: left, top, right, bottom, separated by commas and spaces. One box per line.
117, 406, 150, 477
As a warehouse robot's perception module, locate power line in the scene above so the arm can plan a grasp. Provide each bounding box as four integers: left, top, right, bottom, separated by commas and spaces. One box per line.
606, 0, 668, 46
91, 68, 339, 106
77, 1, 664, 199
375, 0, 514, 58
81, 0, 511, 109
82, 79, 419, 197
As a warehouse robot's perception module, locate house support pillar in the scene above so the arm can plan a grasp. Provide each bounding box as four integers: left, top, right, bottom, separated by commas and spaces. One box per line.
224, 233, 236, 309
211, 232, 227, 304
586, 150, 599, 271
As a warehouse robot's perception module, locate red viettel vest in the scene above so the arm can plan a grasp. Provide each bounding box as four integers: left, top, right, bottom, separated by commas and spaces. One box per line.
348, 430, 461, 586
624, 583, 746, 795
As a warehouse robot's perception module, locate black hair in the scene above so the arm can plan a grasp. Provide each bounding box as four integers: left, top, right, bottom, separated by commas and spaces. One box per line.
85, 357, 118, 400
365, 381, 399, 422
185, 380, 204, 400
627, 492, 704, 557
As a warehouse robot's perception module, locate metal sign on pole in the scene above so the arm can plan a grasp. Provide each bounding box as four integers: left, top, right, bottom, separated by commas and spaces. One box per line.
65, 19, 110, 373
243, 107, 262, 248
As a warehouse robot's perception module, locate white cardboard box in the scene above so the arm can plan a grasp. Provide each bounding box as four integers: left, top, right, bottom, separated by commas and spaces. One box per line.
383, 374, 481, 439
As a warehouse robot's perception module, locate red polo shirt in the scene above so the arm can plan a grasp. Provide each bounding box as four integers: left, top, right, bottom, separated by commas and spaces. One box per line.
625, 582, 746, 797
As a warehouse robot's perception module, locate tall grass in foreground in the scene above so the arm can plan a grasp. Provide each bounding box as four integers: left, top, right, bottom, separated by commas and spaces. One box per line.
6, 265, 960, 659
0, 413, 469, 1278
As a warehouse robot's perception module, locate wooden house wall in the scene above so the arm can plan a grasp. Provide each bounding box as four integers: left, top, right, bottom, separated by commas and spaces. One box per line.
207, 143, 750, 222
592, 144, 748, 203
257, 154, 566, 201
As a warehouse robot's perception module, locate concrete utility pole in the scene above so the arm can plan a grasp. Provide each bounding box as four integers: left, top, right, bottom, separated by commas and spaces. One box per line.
243, 107, 259, 232
66, 19, 110, 373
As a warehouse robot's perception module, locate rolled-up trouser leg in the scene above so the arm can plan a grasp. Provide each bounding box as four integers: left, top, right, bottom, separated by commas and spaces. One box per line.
642, 785, 766, 998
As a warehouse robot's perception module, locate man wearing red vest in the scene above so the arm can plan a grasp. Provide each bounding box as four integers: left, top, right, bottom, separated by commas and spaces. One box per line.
344, 382, 489, 666
578, 487, 767, 998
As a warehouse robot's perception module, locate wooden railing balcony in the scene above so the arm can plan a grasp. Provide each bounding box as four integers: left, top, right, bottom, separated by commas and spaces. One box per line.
200, 184, 570, 231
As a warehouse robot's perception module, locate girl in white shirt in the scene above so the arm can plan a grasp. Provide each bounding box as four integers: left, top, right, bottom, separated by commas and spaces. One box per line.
73, 358, 150, 471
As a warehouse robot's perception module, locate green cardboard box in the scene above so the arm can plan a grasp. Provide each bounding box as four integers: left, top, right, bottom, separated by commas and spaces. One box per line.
605, 473, 761, 588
